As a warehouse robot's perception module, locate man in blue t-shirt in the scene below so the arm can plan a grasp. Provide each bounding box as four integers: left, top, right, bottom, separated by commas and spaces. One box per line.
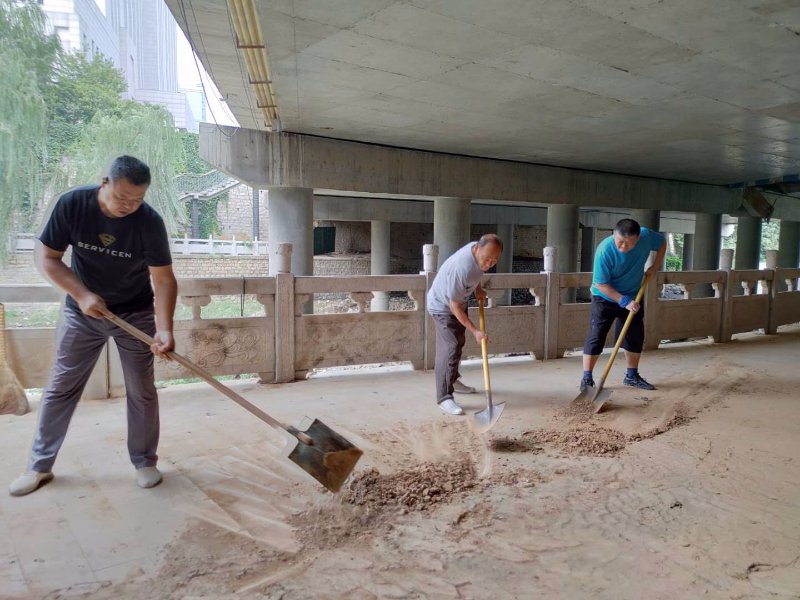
581, 218, 667, 392
9, 156, 178, 497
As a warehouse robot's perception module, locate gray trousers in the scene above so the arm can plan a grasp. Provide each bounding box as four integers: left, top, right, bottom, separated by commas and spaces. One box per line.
431, 313, 465, 403
29, 305, 159, 473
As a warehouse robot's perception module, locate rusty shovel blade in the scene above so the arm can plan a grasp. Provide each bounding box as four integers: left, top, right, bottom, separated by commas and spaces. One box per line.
285, 418, 363, 493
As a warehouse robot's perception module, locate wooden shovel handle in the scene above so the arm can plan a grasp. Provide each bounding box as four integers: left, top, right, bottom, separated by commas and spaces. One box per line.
478, 298, 492, 403
99, 308, 308, 441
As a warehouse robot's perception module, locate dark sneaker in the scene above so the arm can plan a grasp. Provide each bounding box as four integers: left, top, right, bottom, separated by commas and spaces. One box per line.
623, 374, 656, 390
580, 377, 595, 392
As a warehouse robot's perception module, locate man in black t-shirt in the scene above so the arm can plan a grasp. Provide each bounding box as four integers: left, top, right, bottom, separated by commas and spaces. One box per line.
9, 155, 178, 497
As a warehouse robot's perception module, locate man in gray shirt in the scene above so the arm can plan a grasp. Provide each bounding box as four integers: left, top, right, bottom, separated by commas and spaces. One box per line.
427, 234, 503, 415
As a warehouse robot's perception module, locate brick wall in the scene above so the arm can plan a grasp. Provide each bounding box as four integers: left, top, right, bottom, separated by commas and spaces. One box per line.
0, 254, 46, 284
215, 185, 268, 241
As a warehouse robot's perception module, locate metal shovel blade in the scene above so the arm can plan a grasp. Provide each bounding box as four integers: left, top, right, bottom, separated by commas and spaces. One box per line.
591, 386, 612, 414
285, 418, 363, 493
471, 401, 506, 434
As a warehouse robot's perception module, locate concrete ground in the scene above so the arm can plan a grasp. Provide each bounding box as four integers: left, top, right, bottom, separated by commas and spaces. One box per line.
1, 327, 799, 599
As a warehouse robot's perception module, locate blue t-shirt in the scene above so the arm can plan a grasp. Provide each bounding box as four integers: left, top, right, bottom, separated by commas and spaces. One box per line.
591, 227, 665, 301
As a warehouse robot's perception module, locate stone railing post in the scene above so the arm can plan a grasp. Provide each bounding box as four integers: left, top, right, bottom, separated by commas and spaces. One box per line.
765, 250, 778, 334
422, 244, 438, 370
273, 243, 296, 382
643, 272, 661, 351
719, 249, 734, 343
542, 246, 561, 360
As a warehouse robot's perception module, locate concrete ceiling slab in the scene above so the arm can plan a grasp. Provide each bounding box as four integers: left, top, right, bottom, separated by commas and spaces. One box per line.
168, 0, 800, 187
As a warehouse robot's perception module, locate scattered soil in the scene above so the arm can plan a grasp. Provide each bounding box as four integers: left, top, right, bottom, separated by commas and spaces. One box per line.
523, 423, 629, 456
626, 401, 693, 441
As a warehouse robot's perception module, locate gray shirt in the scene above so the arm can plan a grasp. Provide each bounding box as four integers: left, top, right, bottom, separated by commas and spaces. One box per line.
427, 242, 484, 315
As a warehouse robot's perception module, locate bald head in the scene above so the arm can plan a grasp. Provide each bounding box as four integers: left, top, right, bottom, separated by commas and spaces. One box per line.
473, 234, 503, 271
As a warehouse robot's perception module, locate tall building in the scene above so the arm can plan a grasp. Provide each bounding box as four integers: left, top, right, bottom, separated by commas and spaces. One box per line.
40, 0, 199, 132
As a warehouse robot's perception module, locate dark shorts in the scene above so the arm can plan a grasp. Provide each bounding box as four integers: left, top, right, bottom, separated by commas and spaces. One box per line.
583, 295, 645, 355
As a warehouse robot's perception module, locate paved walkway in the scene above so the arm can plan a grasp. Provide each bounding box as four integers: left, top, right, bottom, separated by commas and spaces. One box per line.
2, 328, 799, 599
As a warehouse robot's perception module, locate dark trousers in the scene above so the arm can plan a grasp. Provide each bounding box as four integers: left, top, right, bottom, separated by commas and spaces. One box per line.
28, 306, 160, 472
583, 295, 645, 356
431, 313, 465, 403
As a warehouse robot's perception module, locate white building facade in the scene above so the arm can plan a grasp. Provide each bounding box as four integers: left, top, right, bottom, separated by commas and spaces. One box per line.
39, 0, 198, 132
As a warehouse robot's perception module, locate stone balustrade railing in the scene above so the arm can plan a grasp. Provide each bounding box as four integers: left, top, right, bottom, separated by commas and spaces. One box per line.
2, 246, 799, 399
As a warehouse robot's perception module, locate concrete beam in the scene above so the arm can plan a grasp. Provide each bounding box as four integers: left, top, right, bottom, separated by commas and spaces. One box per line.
313, 195, 548, 225
201, 126, 762, 216
578, 209, 736, 235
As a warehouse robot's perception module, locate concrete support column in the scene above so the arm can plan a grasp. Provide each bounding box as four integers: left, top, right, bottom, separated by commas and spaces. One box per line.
252, 188, 260, 240
496, 223, 514, 305
547, 204, 579, 302
778, 220, 800, 268
631, 209, 661, 231
682, 233, 694, 271
370, 220, 391, 311
693, 213, 722, 297
580, 226, 596, 272
434, 197, 470, 268
735, 216, 762, 270
547, 205, 580, 273
267, 188, 314, 276
578, 226, 596, 302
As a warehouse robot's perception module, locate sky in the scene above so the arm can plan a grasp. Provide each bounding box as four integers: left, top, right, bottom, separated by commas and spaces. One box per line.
176, 24, 239, 127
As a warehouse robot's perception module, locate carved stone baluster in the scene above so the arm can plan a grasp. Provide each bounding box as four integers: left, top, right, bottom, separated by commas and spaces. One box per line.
407, 290, 420, 311
256, 294, 273, 316
349, 292, 372, 313
181, 295, 211, 320
528, 286, 543, 307
484, 289, 505, 308
295, 293, 312, 316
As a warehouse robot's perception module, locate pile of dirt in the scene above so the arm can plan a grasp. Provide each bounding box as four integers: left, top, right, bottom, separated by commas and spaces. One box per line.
344, 460, 477, 512
553, 397, 595, 423
523, 424, 628, 456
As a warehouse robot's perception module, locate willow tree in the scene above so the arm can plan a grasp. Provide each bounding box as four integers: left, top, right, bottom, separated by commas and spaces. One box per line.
57, 101, 186, 234
0, 0, 60, 259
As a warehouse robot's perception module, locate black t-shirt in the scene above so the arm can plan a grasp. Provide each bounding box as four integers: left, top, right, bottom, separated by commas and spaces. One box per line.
39, 185, 172, 313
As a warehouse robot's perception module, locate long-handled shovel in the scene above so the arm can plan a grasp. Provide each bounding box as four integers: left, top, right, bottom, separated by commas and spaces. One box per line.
471, 297, 506, 433
101, 310, 362, 493
590, 275, 650, 414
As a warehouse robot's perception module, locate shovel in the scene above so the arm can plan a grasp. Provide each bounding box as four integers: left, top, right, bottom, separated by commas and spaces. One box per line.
589, 275, 650, 414
471, 297, 506, 433
101, 310, 362, 493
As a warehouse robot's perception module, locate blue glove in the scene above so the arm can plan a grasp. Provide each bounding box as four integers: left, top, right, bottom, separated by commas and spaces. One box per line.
618, 295, 631, 308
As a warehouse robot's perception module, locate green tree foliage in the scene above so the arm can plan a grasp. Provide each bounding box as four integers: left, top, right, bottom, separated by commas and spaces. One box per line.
45, 52, 126, 165
177, 131, 212, 174
58, 102, 186, 234
665, 255, 682, 271
0, 0, 60, 259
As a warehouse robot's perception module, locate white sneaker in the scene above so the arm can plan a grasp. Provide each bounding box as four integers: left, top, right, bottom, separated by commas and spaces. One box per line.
9, 471, 54, 497
136, 466, 162, 489
453, 379, 476, 394
438, 396, 465, 416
